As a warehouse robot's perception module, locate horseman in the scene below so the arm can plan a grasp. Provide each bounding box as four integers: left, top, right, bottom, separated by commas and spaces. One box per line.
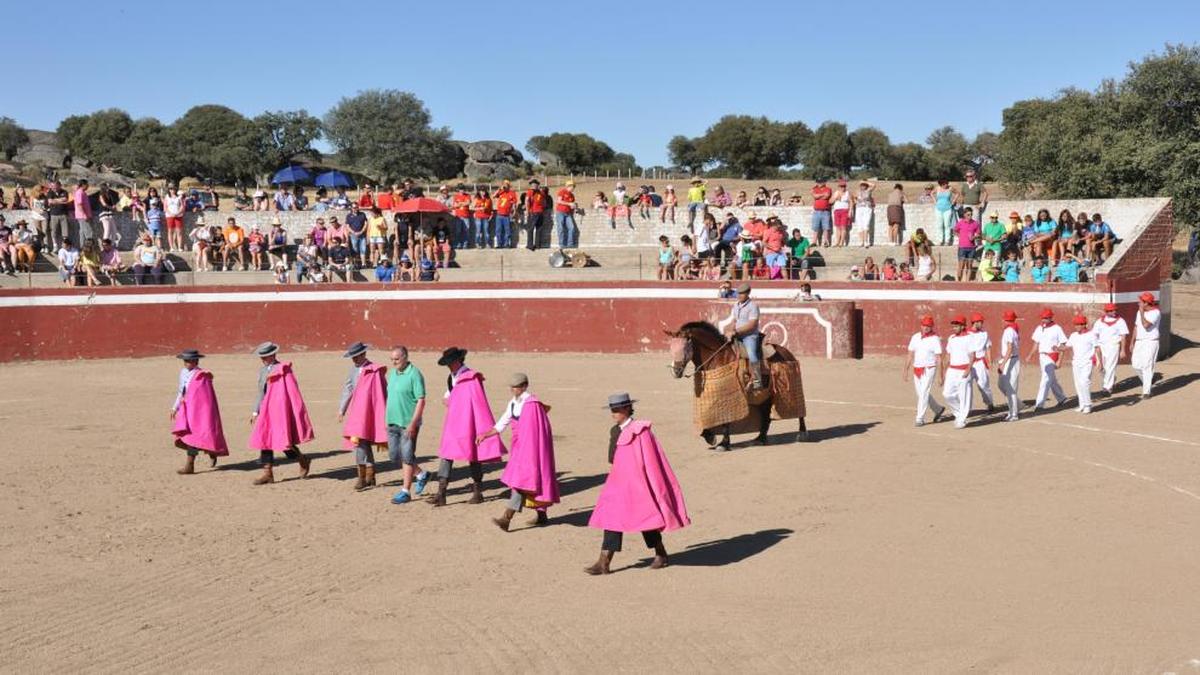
724, 282, 765, 390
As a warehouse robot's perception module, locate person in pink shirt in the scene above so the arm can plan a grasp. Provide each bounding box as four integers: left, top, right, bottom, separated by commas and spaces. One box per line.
73, 179, 95, 243
954, 206, 982, 281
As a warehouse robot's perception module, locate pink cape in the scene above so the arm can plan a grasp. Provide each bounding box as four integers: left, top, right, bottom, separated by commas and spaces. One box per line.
171, 369, 229, 455
249, 362, 315, 451
499, 395, 560, 505
588, 420, 690, 533
438, 368, 506, 462
342, 363, 388, 448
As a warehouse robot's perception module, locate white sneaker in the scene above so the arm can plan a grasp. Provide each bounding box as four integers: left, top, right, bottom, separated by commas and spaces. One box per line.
1080, 407, 1091, 414
954, 422, 967, 429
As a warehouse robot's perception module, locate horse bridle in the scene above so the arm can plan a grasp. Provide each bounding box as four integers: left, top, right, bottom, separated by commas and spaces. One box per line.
674, 332, 733, 379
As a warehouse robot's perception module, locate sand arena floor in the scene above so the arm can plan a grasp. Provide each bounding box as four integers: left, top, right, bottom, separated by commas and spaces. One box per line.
2, 289, 1199, 673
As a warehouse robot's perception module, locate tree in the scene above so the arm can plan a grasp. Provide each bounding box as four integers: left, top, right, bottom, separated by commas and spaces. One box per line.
324, 89, 456, 181
254, 110, 323, 171
55, 109, 134, 164
804, 121, 854, 178
925, 126, 972, 180
694, 115, 809, 178
117, 118, 185, 179
525, 132, 637, 173
969, 131, 1000, 179
667, 135, 704, 174
172, 105, 259, 181
0, 117, 28, 160
849, 127, 891, 174
882, 142, 931, 181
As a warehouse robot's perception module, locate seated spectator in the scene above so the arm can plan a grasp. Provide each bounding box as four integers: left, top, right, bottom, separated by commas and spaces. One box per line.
696, 213, 716, 259
274, 186, 295, 212
99, 238, 124, 283
312, 188, 331, 213
915, 246, 937, 281
897, 262, 915, 281
295, 235, 320, 283
675, 235, 697, 280
185, 190, 205, 213
742, 211, 767, 240
247, 226, 266, 270
311, 217, 329, 253
787, 192, 804, 206
397, 253, 415, 282
762, 223, 788, 277
328, 237, 352, 279
903, 228, 931, 265
1030, 256, 1051, 284
1002, 211, 1023, 256
861, 256, 879, 281
234, 187, 253, 211
917, 185, 934, 204
735, 231, 756, 280
710, 185, 732, 208
786, 228, 812, 280
734, 190, 749, 208
253, 189, 270, 211
307, 262, 330, 284
13, 221, 36, 273
751, 254, 770, 279
292, 187, 309, 211
1088, 213, 1115, 264
1001, 249, 1022, 283
700, 257, 721, 281
417, 257, 440, 282
657, 235, 677, 281
881, 257, 898, 281
374, 257, 395, 282
1055, 251, 1081, 283
769, 188, 783, 206
637, 186, 653, 220
797, 283, 821, 301
131, 234, 164, 285
267, 220, 289, 267
79, 239, 102, 287
978, 249, 1000, 282
1064, 211, 1090, 261
0, 216, 13, 274
189, 216, 213, 272
660, 186, 677, 224
592, 191, 609, 210
717, 280, 736, 299
58, 238, 81, 285
272, 261, 289, 285
330, 188, 352, 210
425, 223, 451, 268
327, 215, 348, 252
203, 184, 220, 211
847, 265, 863, 282
221, 217, 247, 271
1030, 209, 1061, 262
752, 187, 769, 206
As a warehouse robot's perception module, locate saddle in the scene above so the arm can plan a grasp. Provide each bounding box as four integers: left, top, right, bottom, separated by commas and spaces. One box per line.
730, 334, 773, 403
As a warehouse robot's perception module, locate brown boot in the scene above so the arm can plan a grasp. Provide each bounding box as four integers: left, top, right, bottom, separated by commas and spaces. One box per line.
364, 466, 376, 489
529, 510, 550, 526
176, 455, 196, 475
353, 465, 367, 491
468, 480, 484, 504
492, 508, 516, 531
650, 543, 670, 569
253, 465, 274, 485
584, 551, 614, 576
428, 478, 448, 507
296, 452, 311, 479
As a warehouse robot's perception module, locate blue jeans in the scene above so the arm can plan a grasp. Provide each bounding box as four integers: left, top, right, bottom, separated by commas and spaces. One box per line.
765, 251, 788, 269
494, 215, 512, 248
687, 202, 704, 229
474, 216, 492, 248
739, 333, 762, 363
811, 210, 831, 237
349, 233, 366, 259
554, 211, 577, 248
456, 217, 472, 248
293, 260, 310, 283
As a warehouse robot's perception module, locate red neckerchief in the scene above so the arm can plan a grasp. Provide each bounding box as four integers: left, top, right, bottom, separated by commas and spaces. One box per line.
1101, 316, 1120, 326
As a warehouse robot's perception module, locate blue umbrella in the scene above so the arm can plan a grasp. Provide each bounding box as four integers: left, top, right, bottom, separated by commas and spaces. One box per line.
314, 170, 355, 188
271, 165, 311, 184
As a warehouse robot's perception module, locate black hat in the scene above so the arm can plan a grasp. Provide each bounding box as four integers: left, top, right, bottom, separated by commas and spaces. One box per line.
605, 392, 637, 410
177, 349, 204, 361
343, 341, 369, 358
437, 346, 468, 366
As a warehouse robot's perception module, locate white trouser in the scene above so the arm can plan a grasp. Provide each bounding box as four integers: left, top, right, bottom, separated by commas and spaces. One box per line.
971, 359, 994, 407
1131, 339, 1159, 396
997, 359, 1021, 417
1099, 341, 1121, 392
1071, 361, 1093, 411
913, 366, 944, 422
1035, 355, 1067, 408
942, 366, 974, 427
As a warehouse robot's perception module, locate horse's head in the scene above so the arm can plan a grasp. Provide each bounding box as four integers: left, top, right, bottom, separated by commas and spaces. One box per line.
666, 330, 693, 379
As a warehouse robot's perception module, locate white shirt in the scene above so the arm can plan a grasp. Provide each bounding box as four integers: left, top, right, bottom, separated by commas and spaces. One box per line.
164, 194, 185, 217
907, 332, 942, 368
967, 329, 992, 359
945, 332, 975, 367
444, 365, 468, 400
1032, 323, 1068, 354
1135, 308, 1160, 340
696, 225, 712, 253
999, 326, 1020, 360
494, 392, 531, 433
1091, 316, 1129, 345
172, 366, 197, 412
1066, 330, 1099, 367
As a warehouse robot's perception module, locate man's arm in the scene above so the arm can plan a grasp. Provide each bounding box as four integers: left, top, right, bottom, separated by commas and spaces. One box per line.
902, 350, 913, 382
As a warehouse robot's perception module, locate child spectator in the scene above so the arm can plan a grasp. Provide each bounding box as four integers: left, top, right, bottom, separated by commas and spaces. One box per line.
915, 247, 937, 281
267, 221, 289, 268
374, 257, 395, 282
898, 262, 915, 281
847, 265, 863, 282
146, 200, 165, 242
1030, 256, 1051, 284
272, 262, 289, 285
1055, 252, 1081, 283
701, 257, 721, 281
751, 255, 770, 280
862, 257, 879, 281
675, 235, 695, 280
660, 186, 677, 224
1088, 213, 1115, 263
592, 191, 609, 210
1001, 250, 1022, 283
308, 262, 330, 284
736, 231, 756, 280
418, 257, 439, 282
657, 235, 676, 281
57, 238, 81, 285
637, 186, 653, 220
978, 249, 1000, 282
881, 258, 898, 281
247, 226, 266, 271
13, 221, 36, 272
1019, 214, 1037, 257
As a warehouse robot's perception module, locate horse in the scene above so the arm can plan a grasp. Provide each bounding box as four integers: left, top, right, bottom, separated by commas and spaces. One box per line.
666, 320, 808, 451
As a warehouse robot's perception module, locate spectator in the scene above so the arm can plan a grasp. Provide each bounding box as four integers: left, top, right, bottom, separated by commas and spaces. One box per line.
58, 237, 81, 285
656, 235, 676, 281
312, 188, 331, 213
734, 190, 750, 208
915, 244, 937, 281
660, 185, 677, 224
401, 178, 423, 199
978, 249, 1000, 282
786, 228, 813, 280
592, 191, 609, 210
954, 207, 981, 281
10, 185, 30, 210
854, 180, 875, 248
331, 187, 352, 210
1066, 211, 1090, 262
307, 261, 330, 283
252, 188, 270, 211
736, 231, 756, 280
716, 212, 741, 267
273, 185, 295, 212
328, 237, 352, 280
700, 257, 721, 281
208, 224, 224, 258
247, 226, 266, 270
266, 219, 289, 268
428, 221, 452, 267
0, 216, 13, 274
553, 181, 577, 249
234, 187, 253, 211
13, 220, 36, 273
768, 188, 783, 207
696, 212, 717, 260
292, 186, 309, 211
1019, 214, 1037, 256
1001, 250, 1022, 283
881, 257, 898, 281
897, 262, 915, 281
45, 179, 71, 252
917, 184, 934, 204
847, 265, 863, 282
675, 235, 696, 280
1002, 211, 1023, 257
295, 234, 320, 282
493, 181, 518, 248
125, 187, 145, 224
357, 184, 376, 209
327, 215, 348, 253
831, 178, 852, 247
146, 194, 165, 243
367, 207, 389, 265
374, 257, 395, 282
397, 253, 415, 282
189, 216, 213, 272
762, 220, 788, 276
751, 254, 770, 280
886, 183, 905, 245
185, 189, 205, 213
73, 179, 96, 243
417, 257, 439, 282
376, 184, 397, 212
797, 283, 821, 301
99, 238, 124, 283
810, 179, 833, 247
1088, 213, 1115, 263
717, 280, 736, 299
30, 186, 50, 246
933, 179, 956, 245
79, 238, 102, 287
787, 192, 804, 206
346, 204, 368, 267
610, 182, 633, 229
686, 178, 707, 232
1055, 251, 1081, 283
711, 185, 732, 208
131, 234, 164, 285
524, 179, 548, 249
97, 182, 118, 242
272, 261, 289, 285
981, 211, 1006, 261
904, 228, 931, 265
1030, 256, 1051, 283
221, 217, 247, 271
957, 169, 988, 219
163, 184, 185, 252
752, 186, 769, 206
311, 217, 329, 253
203, 184, 220, 211
1030, 209, 1057, 260
636, 186, 653, 220
434, 185, 452, 207
451, 186, 472, 249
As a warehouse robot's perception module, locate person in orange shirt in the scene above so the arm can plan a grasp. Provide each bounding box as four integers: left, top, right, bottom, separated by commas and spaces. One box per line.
357, 184, 376, 209
523, 179, 547, 251
472, 188, 494, 248
221, 217, 247, 271
492, 180, 517, 248
554, 180, 579, 249
451, 186, 473, 249
376, 184, 395, 211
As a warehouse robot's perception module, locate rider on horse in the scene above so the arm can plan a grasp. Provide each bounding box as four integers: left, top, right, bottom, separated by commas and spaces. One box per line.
725, 282, 765, 390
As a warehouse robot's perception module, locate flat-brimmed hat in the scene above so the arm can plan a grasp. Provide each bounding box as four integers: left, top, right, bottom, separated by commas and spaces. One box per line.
508, 372, 529, 388
194, 216, 206, 225
270, 216, 283, 225
437, 346, 467, 366
736, 282, 751, 294
254, 341, 279, 357
690, 177, 703, 184
605, 392, 637, 410
177, 349, 204, 361
343, 341, 369, 358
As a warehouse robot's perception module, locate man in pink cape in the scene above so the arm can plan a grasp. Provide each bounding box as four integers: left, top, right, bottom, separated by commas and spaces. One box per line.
429, 347, 506, 507
249, 342, 314, 485
338, 342, 388, 491
476, 373, 559, 531
171, 349, 229, 475
585, 392, 690, 575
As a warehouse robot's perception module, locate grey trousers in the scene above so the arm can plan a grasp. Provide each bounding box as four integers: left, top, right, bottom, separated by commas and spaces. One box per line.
506, 489, 524, 511
602, 530, 662, 552
437, 459, 482, 483
353, 440, 375, 466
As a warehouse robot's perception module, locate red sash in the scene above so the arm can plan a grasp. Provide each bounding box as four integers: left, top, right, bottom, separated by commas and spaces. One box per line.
948, 363, 970, 371
973, 357, 990, 368
913, 367, 926, 378
1041, 352, 1060, 365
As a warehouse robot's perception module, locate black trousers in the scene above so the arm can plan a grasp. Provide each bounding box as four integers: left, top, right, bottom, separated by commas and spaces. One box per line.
526, 212, 545, 250
602, 529, 662, 552
259, 448, 301, 466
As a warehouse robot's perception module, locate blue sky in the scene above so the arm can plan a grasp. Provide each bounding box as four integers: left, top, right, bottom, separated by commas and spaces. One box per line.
7, 0, 1196, 167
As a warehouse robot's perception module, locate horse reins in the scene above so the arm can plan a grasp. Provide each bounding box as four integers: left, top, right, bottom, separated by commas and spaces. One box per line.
680, 339, 733, 379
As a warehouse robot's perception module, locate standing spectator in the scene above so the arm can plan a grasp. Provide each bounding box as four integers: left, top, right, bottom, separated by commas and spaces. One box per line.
367, 207, 388, 265
696, 212, 717, 261
221, 217, 247, 271
451, 186, 472, 249
46, 179, 71, 252
472, 187, 494, 249
434, 184, 452, 207
660, 185, 677, 224
957, 169, 988, 219
73, 179, 95, 244
609, 182, 632, 229
131, 233, 165, 285
357, 184, 376, 209
96, 182, 119, 243
57, 238, 81, 285
810, 179, 834, 249
30, 186, 49, 248
886, 183, 905, 245
656, 235, 676, 281
99, 238, 124, 283
126, 186, 146, 223
392, 213, 413, 265
716, 212, 741, 267
163, 184, 185, 252
346, 203, 368, 267
203, 184, 220, 210
492, 180, 517, 249
146, 192, 165, 243
523, 179, 547, 251
553, 181, 578, 249
674, 235, 696, 280
933, 179, 956, 245
9, 185, 30, 210
954, 207, 981, 281
247, 226, 266, 271
267, 218, 289, 268
831, 179, 852, 247
327, 215, 348, 251
685, 178, 706, 232
853, 180, 875, 248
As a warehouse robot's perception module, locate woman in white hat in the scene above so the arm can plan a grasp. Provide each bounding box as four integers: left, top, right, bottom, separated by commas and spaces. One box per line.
189, 216, 212, 271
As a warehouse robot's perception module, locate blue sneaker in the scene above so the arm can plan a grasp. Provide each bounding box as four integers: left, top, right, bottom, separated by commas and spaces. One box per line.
414, 471, 430, 496
391, 489, 411, 505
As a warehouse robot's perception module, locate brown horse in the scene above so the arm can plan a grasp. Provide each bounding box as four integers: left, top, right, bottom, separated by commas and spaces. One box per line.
667, 321, 808, 451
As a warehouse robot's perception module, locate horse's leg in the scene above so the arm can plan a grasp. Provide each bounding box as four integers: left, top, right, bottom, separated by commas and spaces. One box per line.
701, 428, 716, 447
718, 424, 731, 452
755, 403, 771, 445
797, 416, 809, 443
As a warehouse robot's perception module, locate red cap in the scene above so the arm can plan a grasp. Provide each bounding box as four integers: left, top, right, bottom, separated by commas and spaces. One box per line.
1103, 303, 1117, 311
951, 315, 966, 325
1040, 308, 1054, 319
920, 315, 934, 327
1139, 292, 1156, 304
1002, 310, 1017, 322
1073, 315, 1088, 325
970, 312, 985, 323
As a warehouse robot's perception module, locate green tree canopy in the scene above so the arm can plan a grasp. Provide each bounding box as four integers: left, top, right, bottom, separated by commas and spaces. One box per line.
172, 105, 259, 181
525, 132, 638, 173
925, 126, 973, 180
254, 110, 323, 170
0, 117, 28, 160
324, 89, 456, 181
667, 135, 704, 174
55, 109, 134, 164
804, 121, 853, 178
849, 127, 891, 174
687, 115, 809, 179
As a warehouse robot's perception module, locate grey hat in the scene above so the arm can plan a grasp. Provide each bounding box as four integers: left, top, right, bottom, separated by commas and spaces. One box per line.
736, 282, 751, 294
254, 341, 279, 357
605, 392, 637, 410
508, 372, 529, 388
343, 341, 368, 358
177, 349, 204, 361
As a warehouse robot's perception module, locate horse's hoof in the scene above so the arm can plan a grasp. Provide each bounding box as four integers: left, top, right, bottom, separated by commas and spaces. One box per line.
755, 436, 769, 446
701, 430, 716, 448
716, 443, 732, 452
796, 432, 810, 443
